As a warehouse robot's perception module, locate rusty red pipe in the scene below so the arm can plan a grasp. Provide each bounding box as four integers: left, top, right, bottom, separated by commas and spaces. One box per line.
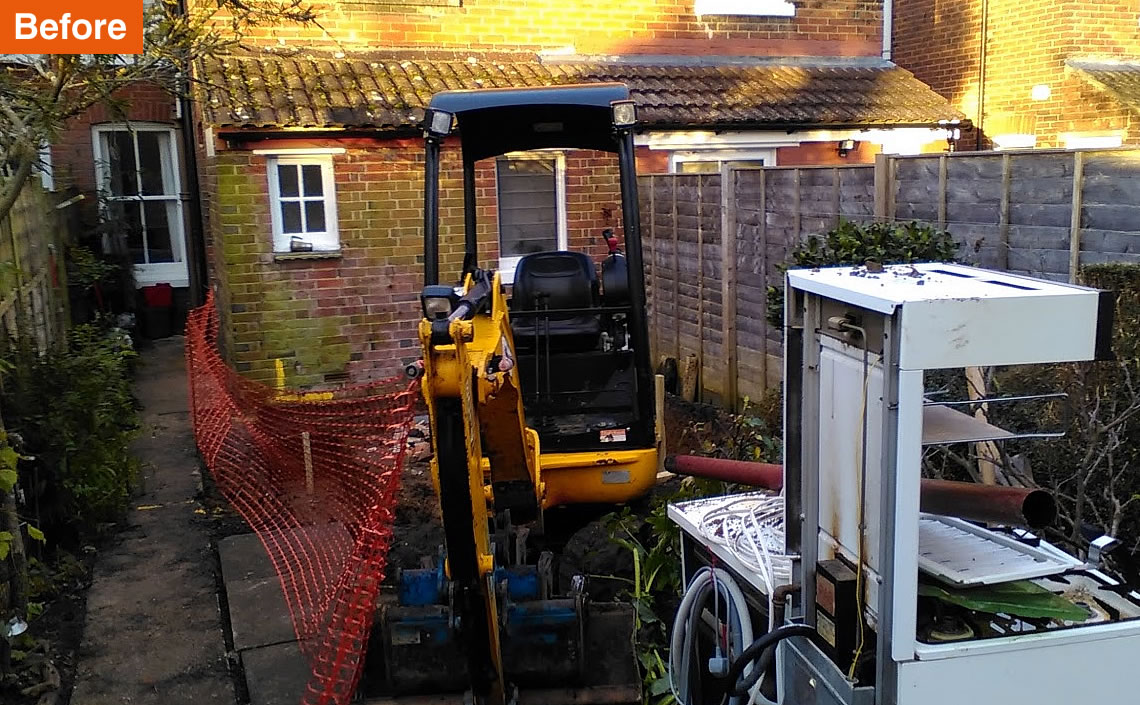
919, 478, 1056, 529
664, 455, 1056, 529
664, 455, 784, 491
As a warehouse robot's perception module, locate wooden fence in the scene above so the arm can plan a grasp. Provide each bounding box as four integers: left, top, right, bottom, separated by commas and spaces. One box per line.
0, 182, 70, 353
638, 148, 1140, 407
0, 181, 71, 616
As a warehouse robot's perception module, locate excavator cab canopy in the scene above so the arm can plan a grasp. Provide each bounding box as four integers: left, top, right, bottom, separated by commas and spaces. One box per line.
424, 83, 635, 161
420, 83, 655, 452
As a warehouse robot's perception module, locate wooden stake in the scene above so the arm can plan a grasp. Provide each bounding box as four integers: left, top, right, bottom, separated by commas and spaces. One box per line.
965, 367, 1000, 485
720, 165, 739, 410
937, 155, 948, 230
1069, 151, 1085, 283
302, 431, 314, 493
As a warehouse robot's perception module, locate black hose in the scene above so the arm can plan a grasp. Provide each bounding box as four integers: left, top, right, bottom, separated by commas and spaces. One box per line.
722, 624, 823, 697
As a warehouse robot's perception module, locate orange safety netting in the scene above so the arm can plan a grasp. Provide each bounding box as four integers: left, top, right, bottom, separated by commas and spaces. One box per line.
186, 291, 419, 705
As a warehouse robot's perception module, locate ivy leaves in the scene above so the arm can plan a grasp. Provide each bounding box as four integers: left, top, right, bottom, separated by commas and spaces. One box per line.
0, 432, 45, 561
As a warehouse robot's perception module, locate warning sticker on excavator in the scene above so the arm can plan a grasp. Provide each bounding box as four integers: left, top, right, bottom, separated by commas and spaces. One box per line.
600, 428, 627, 443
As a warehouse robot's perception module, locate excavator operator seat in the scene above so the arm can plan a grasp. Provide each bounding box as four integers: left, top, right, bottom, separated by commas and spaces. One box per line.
510, 251, 601, 351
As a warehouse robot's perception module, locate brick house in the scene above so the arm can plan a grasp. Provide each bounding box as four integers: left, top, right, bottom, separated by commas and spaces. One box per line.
192, 0, 962, 387
41, 80, 203, 317
892, 0, 1140, 150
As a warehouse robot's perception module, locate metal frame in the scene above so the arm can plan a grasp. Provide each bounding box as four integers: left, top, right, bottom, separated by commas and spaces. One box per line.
783, 264, 1140, 705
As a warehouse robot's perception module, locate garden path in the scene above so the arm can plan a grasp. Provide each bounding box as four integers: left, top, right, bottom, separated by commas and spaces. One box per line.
70, 337, 234, 704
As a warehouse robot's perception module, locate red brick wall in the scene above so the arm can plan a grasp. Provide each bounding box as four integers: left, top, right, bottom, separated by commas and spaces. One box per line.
206, 136, 627, 386
893, 0, 1140, 148
195, 0, 882, 57
636, 147, 671, 174
776, 140, 880, 165
51, 81, 179, 222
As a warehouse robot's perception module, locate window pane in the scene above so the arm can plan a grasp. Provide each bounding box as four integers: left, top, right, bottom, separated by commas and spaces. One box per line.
281, 201, 302, 233
676, 160, 720, 174
304, 201, 326, 232
278, 164, 299, 197
138, 132, 170, 195
497, 158, 558, 257
108, 200, 145, 264
104, 131, 138, 196
725, 159, 766, 169
143, 201, 178, 262
301, 164, 323, 197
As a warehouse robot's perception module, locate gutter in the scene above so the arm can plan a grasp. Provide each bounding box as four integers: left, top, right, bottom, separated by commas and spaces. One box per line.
215, 121, 968, 142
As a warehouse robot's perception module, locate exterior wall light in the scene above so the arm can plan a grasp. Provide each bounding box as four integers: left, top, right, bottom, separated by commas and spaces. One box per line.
611, 100, 637, 128
424, 109, 454, 138
939, 119, 962, 152
838, 139, 857, 157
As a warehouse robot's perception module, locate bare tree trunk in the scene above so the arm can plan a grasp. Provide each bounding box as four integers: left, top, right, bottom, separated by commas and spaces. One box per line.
2, 489, 27, 616
966, 366, 1001, 485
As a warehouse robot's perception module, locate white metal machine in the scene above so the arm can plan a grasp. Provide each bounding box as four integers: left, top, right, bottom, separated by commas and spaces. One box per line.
670, 263, 1140, 705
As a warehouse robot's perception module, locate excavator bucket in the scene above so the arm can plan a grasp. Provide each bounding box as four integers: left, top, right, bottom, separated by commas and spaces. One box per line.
371, 562, 641, 703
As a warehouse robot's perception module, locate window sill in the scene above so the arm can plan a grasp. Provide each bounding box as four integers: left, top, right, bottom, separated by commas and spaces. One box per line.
693, 0, 795, 17
273, 251, 343, 262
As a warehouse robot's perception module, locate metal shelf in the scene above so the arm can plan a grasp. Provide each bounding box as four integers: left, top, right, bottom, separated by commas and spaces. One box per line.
922, 404, 1015, 445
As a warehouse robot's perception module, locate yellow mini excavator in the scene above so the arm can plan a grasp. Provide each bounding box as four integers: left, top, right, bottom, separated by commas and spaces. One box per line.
374, 83, 664, 704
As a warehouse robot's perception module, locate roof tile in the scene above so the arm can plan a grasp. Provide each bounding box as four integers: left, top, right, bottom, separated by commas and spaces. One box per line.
198, 50, 964, 130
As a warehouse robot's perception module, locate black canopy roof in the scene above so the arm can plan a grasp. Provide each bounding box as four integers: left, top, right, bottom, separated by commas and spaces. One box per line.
428, 83, 630, 161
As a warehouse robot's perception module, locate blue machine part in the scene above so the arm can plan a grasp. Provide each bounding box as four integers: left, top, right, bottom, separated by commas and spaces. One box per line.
398, 559, 543, 606
495, 566, 541, 602
503, 600, 579, 645
397, 562, 446, 607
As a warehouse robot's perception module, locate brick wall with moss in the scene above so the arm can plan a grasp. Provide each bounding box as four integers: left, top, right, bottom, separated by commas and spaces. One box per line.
205, 136, 627, 387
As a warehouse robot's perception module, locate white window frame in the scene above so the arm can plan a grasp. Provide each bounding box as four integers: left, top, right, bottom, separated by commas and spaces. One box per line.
669, 148, 777, 173
91, 123, 188, 288
694, 0, 795, 17
496, 151, 568, 284
266, 154, 340, 254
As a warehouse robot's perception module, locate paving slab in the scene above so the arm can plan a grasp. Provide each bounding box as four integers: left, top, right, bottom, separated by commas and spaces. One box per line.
219, 532, 277, 583
241, 640, 311, 705
227, 575, 297, 651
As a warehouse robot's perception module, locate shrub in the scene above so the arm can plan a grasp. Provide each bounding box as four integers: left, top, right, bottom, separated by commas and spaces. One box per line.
995, 264, 1140, 555
2, 323, 139, 542
766, 220, 959, 326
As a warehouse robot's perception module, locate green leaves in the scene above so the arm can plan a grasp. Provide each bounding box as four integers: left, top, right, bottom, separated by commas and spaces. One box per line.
1, 321, 140, 537
27, 525, 45, 542
0, 531, 12, 561
767, 220, 959, 327
919, 580, 1092, 622
0, 468, 16, 494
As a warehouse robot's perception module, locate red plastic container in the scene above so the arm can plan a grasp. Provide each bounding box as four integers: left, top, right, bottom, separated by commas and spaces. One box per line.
142, 283, 174, 308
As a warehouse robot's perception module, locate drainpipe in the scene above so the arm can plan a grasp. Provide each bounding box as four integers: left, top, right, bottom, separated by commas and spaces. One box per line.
177, 0, 207, 306
977, 0, 989, 149
882, 0, 893, 60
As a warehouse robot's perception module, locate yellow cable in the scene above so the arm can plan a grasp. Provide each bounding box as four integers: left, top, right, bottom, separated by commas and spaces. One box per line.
847, 345, 875, 681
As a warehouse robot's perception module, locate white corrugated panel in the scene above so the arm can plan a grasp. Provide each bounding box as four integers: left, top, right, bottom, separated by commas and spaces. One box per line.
918, 515, 1082, 586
